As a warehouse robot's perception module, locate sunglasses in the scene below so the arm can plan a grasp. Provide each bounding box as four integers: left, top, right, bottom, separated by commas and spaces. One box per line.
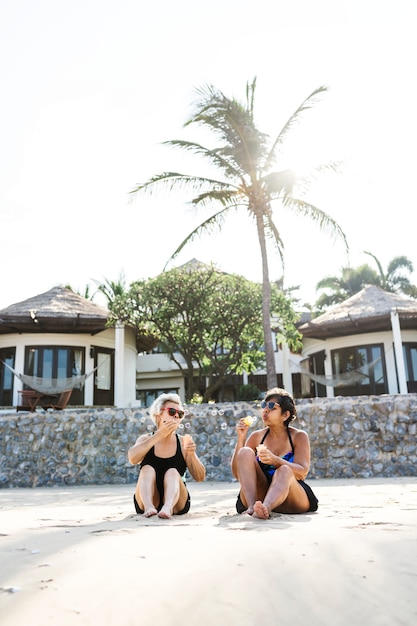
162, 407, 185, 419
261, 401, 280, 411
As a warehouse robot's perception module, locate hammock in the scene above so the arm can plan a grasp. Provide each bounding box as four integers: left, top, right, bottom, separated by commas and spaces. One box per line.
291, 357, 382, 388
1, 360, 99, 395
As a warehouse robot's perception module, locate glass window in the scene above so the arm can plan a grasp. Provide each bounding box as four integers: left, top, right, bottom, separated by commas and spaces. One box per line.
331, 344, 387, 396
403, 343, 417, 392
57, 349, 67, 379
72, 350, 83, 376
0, 348, 16, 406
136, 388, 179, 408
97, 352, 111, 390
24, 346, 85, 404
43, 349, 53, 379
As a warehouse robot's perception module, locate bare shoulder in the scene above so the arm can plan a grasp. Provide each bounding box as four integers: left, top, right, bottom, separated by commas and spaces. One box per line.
289, 426, 310, 443
247, 427, 268, 447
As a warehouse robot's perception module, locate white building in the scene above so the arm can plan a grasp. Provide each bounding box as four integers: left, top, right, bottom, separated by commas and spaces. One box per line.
0, 286, 137, 408
2, 283, 417, 410
297, 285, 417, 398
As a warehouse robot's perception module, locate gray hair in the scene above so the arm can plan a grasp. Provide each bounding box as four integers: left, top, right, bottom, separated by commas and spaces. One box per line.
149, 393, 183, 425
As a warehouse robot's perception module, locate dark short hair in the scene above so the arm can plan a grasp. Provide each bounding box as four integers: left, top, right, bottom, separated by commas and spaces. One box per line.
265, 387, 296, 424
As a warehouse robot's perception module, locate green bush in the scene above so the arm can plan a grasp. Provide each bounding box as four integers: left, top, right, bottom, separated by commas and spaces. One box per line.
238, 384, 261, 401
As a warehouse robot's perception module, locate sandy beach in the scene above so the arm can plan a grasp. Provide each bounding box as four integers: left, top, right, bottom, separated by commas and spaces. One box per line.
1, 478, 417, 626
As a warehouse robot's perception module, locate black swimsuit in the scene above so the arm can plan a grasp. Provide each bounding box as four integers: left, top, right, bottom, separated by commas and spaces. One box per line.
236, 427, 319, 513
133, 434, 191, 515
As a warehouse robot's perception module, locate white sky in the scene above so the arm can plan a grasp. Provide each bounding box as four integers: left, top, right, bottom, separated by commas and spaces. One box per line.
1, 0, 416, 310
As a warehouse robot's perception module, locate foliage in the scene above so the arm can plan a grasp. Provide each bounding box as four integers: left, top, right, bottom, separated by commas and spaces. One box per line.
130, 78, 347, 388
364, 251, 417, 298
238, 383, 261, 401
92, 273, 127, 305
314, 264, 379, 310
109, 264, 301, 402
314, 253, 417, 310
64, 283, 95, 301
189, 393, 203, 404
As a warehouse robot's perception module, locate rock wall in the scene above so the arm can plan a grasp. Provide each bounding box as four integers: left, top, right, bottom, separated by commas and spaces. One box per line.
0, 394, 416, 487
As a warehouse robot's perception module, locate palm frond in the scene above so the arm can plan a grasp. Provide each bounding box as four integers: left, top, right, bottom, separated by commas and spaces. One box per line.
163, 205, 238, 270
130, 172, 235, 198
163, 139, 242, 180
293, 160, 343, 191
386, 255, 414, 275
264, 215, 285, 269
363, 251, 384, 279
281, 197, 349, 251
263, 85, 329, 172
246, 77, 257, 118
190, 187, 242, 209
263, 169, 298, 195
185, 82, 269, 178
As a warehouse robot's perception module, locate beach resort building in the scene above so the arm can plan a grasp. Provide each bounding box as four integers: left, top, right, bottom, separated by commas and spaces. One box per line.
1, 284, 417, 410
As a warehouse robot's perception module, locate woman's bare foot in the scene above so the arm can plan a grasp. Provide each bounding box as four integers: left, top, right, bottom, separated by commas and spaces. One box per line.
244, 506, 254, 515
253, 501, 270, 519
143, 507, 158, 518
158, 505, 173, 519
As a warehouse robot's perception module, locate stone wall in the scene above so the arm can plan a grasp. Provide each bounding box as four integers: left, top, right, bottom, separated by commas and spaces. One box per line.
0, 394, 416, 487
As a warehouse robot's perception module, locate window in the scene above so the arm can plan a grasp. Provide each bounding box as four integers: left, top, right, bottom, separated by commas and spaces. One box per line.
0, 347, 15, 406
25, 346, 85, 404
403, 343, 417, 392
136, 388, 179, 408
331, 344, 387, 396
301, 351, 326, 398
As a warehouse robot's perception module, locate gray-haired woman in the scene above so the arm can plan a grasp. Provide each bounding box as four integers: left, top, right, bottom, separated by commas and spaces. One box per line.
128, 393, 206, 519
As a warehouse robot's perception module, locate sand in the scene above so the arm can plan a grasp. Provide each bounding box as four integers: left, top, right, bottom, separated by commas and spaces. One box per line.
1, 478, 417, 626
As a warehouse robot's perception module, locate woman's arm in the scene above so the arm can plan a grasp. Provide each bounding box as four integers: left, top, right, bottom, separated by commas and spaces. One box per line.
182, 437, 206, 481
127, 433, 155, 465
230, 421, 251, 479
128, 420, 181, 465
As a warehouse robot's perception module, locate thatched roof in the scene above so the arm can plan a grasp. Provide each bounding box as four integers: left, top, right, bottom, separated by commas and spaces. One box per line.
0, 285, 109, 335
298, 285, 417, 339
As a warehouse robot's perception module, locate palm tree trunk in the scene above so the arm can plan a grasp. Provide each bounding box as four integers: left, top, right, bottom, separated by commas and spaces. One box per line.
255, 212, 276, 389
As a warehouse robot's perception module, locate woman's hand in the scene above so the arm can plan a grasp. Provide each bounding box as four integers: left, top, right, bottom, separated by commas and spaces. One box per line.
257, 445, 276, 466
182, 434, 206, 481
236, 419, 249, 440
182, 433, 196, 457
159, 418, 180, 438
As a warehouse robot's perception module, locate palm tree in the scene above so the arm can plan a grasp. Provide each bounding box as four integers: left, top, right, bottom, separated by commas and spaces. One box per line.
314, 253, 417, 310
130, 79, 348, 387
315, 264, 380, 310
364, 252, 417, 297
64, 284, 95, 301
92, 273, 127, 306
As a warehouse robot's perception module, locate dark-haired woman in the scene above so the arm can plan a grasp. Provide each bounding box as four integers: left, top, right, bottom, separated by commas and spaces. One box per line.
231, 387, 318, 519
128, 393, 206, 519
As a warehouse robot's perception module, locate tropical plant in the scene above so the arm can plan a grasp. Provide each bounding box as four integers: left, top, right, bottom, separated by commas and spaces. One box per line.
64, 284, 95, 301
238, 383, 261, 401
108, 264, 301, 402
92, 273, 127, 306
364, 252, 417, 298
130, 78, 348, 387
314, 253, 417, 310
314, 264, 380, 310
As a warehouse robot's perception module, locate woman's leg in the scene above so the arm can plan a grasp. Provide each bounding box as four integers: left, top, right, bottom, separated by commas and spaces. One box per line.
253, 465, 311, 519
135, 465, 159, 517
236, 447, 268, 515
158, 468, 189, 519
